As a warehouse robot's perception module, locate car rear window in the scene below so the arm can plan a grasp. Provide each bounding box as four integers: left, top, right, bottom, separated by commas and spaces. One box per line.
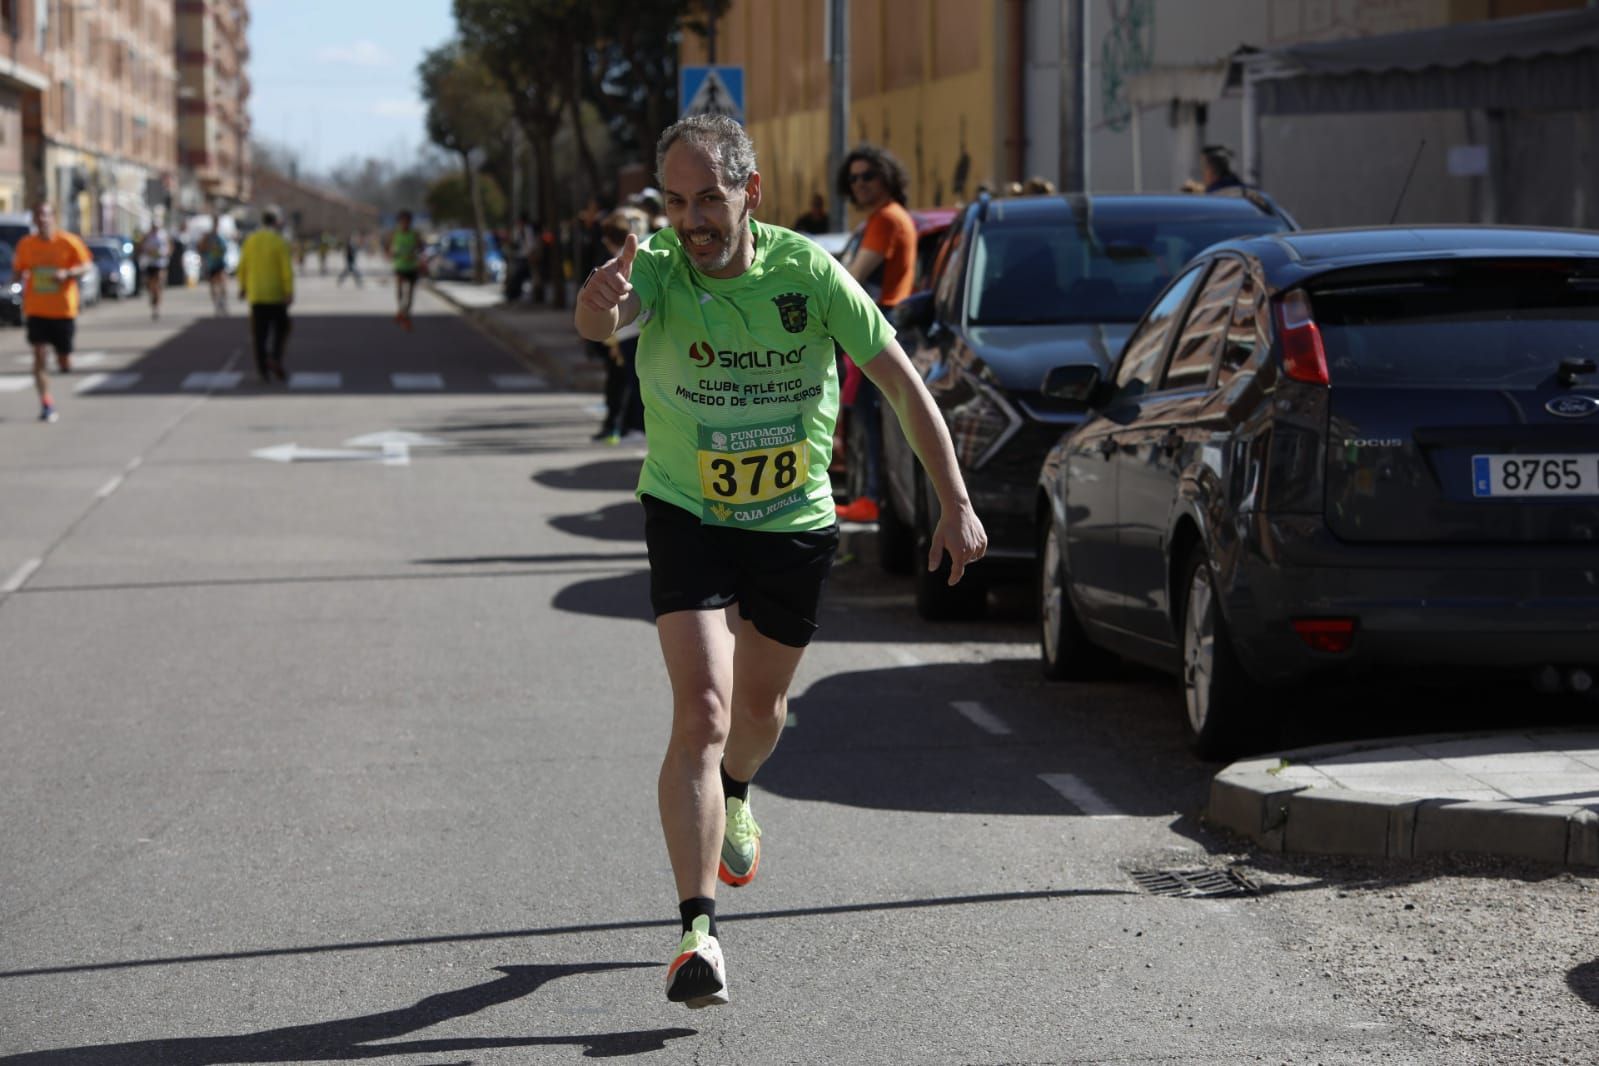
967, 215, 1286, 326
1310, 263, 1599, 387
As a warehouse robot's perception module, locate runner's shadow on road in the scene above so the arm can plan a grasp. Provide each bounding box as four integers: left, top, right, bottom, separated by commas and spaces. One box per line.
760, 661, 1185, 817
533, 459, 643, 493
0, 963, 693, 1064
549, 501, 645, 543
553, 570, 655, 624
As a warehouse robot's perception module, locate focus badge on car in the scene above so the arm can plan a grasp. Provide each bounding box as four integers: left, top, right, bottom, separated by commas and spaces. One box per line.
1546, 394, 1599, 418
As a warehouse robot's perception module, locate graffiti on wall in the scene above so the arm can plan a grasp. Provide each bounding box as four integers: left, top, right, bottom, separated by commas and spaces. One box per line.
1099, 0, 1155, 132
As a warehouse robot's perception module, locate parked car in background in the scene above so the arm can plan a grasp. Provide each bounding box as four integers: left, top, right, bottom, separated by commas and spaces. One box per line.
427, 229, 506, 283
1036, 226, 1599, 758
86, 237, 137, 299
0, 241, 20, 325
78, 257, 101, 307
883, 192, 1296, 619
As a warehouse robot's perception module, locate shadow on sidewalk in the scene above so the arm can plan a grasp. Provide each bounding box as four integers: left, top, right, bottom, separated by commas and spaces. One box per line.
0, 963, 691, 1064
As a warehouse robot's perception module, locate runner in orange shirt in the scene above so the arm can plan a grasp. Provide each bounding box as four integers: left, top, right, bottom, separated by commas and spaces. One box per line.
13, 202, 91, 423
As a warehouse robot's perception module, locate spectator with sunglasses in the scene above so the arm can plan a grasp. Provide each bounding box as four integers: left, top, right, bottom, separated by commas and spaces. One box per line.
834, 143, 916, 523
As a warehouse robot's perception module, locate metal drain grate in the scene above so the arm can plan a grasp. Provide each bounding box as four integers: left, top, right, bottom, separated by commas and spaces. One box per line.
1129, 868, 1260, 899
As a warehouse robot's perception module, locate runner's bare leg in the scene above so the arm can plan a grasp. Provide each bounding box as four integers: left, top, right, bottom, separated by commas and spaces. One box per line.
722, 616, 805, 783
656, 608, 736, 901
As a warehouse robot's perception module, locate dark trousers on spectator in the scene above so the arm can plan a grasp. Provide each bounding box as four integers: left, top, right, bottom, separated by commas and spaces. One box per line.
250, 303, 291, 380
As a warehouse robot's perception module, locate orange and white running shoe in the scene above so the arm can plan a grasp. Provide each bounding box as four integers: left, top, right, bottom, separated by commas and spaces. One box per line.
665, 915, 728, 1008
718, 795, 761, 887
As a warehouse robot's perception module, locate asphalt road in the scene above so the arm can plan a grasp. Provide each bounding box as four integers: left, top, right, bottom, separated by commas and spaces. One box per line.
1, 275, 1593, 1064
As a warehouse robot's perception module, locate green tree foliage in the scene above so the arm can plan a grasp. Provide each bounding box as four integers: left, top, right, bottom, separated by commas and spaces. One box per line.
419, 41, 510, 282
425, 171, 506, 228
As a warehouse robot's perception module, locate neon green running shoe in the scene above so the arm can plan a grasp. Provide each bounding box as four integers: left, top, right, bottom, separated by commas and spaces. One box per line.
665, 915, 729, 1008
719, 795, 762, 887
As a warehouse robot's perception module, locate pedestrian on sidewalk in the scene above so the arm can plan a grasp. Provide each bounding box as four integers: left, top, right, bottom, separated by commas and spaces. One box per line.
834, 142, 917, 524
12, 201, 91, 423
574, 114, 986, 1010
237, 208, 295, 384
594, 206, 649, 443
388, 210, 421, 330
199, 214, 229, 315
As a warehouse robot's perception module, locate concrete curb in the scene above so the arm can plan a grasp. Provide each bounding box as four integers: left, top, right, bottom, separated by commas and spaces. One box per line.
1208, 732, 1599, 869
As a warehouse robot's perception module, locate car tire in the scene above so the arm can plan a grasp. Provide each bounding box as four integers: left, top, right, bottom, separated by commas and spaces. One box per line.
913, 478, 987, 621
1177, 545, 1262, 760
1039, 519, 1113, 680
877, 492, 914, 574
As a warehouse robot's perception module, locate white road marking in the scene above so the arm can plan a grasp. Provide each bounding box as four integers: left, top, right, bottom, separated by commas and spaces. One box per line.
96, 474, 125, 499
2, 558, 41, 593
181, 371, 243, 390
391, 373, 444, 390
952, 700, 1012, 736
890, 648, 923, 667
491, 373, 546, 390
1038, 773, 1127, 818
289, 371, 341, 390
74, 372, 140, 393
0, 377, 31, 392
71, 351, 109, 367
344, 430, 444, 448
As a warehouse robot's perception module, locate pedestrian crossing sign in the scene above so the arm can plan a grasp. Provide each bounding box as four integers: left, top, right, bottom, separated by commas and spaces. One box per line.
680, 65, 745, 124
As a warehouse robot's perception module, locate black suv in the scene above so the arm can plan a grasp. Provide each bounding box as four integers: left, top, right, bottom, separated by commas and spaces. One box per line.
1036, 226, 1599, 757
885, 192, 1294, 619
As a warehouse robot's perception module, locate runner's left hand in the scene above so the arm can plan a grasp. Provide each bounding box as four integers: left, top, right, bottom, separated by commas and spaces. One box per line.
929, 501, 987, 585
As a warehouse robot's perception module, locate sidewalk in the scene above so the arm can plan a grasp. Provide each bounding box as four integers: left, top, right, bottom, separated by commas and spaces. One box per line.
428, 280, 604, 393
1211, 731, 1599, 869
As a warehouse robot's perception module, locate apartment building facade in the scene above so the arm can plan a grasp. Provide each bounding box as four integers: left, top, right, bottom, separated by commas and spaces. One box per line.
176, 0, 251, 214
0, 1, 250, 236
695, 0, 1594, 231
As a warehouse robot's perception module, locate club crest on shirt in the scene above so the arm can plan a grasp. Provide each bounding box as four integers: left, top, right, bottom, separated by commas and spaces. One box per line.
772, 292, 808, 334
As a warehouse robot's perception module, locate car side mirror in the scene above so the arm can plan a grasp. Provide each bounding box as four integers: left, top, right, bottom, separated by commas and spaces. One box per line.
1041, 364, 1106, 406
894, 290, 936, 338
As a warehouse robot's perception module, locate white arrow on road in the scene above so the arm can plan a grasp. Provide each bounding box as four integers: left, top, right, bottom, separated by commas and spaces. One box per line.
252, 442, 410, 466
343, 430, 446, 448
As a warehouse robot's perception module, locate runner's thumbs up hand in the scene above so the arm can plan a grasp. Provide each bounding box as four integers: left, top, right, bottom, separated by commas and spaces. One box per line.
579, 232, 637, 313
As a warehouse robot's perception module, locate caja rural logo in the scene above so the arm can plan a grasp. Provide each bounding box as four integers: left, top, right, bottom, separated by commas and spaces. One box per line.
690, 341, 716, 367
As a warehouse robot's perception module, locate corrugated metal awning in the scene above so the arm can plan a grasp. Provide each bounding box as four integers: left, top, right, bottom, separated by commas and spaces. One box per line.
1251, 7, 1599, 115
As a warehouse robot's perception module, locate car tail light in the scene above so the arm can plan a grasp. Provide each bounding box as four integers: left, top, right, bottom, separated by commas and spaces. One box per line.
1292, 618, 1356, 654
1276, 289, 1329, 386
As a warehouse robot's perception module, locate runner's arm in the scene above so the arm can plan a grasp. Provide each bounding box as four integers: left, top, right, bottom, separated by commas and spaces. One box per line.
847, 247, 884, 285
858, 338, 987, 584
575, 290, 639, 342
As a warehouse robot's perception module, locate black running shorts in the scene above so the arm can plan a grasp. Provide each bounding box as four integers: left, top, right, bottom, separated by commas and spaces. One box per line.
395, 268, 420, 283
642, 494, 840, 648
26, 315, 74, 354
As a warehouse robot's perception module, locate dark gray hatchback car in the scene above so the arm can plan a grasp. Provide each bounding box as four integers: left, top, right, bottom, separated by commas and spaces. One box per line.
1036, 226, 1599, 758
884, 192, 1294, 620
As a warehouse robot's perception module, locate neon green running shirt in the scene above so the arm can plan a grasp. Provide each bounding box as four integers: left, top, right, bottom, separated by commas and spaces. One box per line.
391, 230, 419, 270
630, 221, 893, 531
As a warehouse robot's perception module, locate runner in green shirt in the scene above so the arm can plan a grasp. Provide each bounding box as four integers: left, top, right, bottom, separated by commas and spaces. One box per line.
387, 209, 421, 331
575, 114, 987, 1009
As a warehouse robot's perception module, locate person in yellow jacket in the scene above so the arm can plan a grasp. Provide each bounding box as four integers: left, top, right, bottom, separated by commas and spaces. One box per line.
237, 207, 296, 383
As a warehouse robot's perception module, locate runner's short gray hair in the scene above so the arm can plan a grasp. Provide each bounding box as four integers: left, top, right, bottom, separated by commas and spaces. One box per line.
656, 114, 757, 192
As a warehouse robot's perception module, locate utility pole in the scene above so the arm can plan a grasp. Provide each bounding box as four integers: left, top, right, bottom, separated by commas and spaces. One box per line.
1060, 0, 1089, 192
828, 0, 849, 230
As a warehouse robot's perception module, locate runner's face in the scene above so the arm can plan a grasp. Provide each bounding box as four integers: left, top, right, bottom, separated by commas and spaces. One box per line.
663, 143, 760, 278
33, 205, 54, 238
847, 161, 886, 209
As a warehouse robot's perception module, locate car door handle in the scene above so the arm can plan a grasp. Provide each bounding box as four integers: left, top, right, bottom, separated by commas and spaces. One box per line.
1098, 436, 1118, 458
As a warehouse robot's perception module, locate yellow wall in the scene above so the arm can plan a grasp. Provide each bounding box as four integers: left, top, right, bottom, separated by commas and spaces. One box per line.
684, 0, 1002, 228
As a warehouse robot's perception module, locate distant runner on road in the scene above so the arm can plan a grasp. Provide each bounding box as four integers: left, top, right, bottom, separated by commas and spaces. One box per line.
574, 114, 987, 1010
138, 218, 172, 321
13, 201, 90, 423
388, 210, 421, 331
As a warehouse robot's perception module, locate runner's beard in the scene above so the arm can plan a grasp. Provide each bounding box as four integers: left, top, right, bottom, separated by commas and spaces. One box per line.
680, 203, 749, 274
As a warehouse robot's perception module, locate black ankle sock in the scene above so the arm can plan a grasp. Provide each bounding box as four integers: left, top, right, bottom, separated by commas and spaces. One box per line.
679, 897, 717, 937
720, 762, 750, 803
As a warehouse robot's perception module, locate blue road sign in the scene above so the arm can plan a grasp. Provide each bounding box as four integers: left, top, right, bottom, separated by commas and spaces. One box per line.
680, 65, 745, 124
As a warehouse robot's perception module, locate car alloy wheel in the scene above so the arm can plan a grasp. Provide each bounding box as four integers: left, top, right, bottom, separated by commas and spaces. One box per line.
1182, 565, 1216, 738
1039, 518, 1111, 680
